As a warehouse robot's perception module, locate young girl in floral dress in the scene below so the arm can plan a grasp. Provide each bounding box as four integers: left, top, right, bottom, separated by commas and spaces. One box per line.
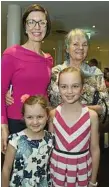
2, 95, 54, 187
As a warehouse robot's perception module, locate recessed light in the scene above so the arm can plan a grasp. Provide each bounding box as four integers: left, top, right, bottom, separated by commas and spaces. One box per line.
97, 46, 100, 49
92, 25, 95, 28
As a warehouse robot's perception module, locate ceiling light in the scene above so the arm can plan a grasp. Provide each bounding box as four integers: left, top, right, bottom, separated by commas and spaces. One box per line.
53, 48, 55, 50
83, 29, 95, 39
97, 46, 100, 49
92, 25, 95, 28
86, 32, 91, 39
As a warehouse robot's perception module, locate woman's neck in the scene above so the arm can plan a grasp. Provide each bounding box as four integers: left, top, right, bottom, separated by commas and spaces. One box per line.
23, 40, 43, 55
69, 58, 82, 69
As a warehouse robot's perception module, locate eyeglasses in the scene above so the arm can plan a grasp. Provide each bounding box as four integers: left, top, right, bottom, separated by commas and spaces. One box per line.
26, 19, 47, 29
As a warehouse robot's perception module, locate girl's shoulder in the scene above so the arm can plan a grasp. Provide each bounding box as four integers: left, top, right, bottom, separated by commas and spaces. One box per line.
88, 109, 98, 122
8, 130, 25, 141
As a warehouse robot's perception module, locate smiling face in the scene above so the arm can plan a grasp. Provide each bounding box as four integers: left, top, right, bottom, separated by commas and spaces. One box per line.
26, 11, 47, 42
59, 71, 83, 104
66, 31, 88, 63
24, 103, 48, 133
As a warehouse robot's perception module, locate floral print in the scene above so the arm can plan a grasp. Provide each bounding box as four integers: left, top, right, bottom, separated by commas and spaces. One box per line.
48, 61, 109, 118
8, 130, 54, 187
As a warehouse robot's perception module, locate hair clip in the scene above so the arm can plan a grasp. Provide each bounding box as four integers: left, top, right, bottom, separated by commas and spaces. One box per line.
21, 94, 30, 103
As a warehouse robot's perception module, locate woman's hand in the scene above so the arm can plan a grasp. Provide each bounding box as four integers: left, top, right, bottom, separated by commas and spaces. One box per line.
5, 90, 14, 105
1, 125, 9, 154
88, 182, 98, 187
88, 184, 93, 187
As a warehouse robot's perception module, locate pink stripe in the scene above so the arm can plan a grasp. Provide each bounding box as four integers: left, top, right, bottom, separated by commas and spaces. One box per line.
78, 180, 89, 186
65, 184, 75, 187
50, 163, 66, 175
51, 172, 90, 186
51, 151, 77, 164
52, 175, 65, 186
55, 125, 90, 151
56, 109, 90, 135
81, 139, 90, 151
51, 152, 67, 164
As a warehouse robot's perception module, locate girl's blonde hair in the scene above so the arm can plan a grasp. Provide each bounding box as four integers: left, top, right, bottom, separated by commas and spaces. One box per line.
65, 28, 89, 49
58, 67, 84, 85
22, 95, 50, 115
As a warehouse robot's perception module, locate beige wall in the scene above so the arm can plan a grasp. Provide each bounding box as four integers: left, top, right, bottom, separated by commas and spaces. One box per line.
87, 42, 109, 71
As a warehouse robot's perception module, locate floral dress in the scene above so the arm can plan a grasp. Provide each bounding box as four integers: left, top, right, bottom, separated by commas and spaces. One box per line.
9, 130, 54, 187
48, 61, 109, 119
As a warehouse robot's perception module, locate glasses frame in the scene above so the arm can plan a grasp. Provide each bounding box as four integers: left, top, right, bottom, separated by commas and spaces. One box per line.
26, 19, 47, 29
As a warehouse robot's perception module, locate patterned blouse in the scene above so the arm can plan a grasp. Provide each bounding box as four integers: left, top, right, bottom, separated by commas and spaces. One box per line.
9, 130, 54, 187
48, 61, 109, 119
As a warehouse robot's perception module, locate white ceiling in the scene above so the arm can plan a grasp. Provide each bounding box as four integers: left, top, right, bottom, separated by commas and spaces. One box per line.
1, 1, 109, 51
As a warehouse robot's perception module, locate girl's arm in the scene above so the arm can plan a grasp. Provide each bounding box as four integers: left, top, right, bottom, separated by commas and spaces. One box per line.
2, 143, 16, 187
89, 109, 100, 185
48, 109, 56, 133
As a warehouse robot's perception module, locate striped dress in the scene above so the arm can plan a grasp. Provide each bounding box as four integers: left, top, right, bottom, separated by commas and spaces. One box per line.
50, 105, 92, 187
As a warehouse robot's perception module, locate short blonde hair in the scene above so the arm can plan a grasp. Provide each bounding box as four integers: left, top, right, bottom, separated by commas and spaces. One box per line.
58, 67, 84, 85
65, 28, 89, 49
22, 95, 50, 115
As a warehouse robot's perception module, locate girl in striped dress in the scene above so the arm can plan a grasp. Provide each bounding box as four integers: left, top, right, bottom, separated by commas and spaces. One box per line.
49, 67, 100, 187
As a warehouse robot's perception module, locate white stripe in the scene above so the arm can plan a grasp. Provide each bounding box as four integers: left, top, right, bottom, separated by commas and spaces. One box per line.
51, 157, 77, 170
87, 157, 92, 165
70, 132, 90, 152
51, 168, 76, 182
78, 174, 88, 181
54, 117, 90, 144
67, 176, 78, 183
51, 168, 66, 180
55, 134, 68, 151
78, 157, 92, 170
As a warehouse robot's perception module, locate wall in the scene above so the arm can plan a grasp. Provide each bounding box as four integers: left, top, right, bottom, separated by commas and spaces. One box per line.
88, 43, 109, 71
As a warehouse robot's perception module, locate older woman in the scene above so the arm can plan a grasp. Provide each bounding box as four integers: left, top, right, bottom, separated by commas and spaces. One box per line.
48, 29, 109, 119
